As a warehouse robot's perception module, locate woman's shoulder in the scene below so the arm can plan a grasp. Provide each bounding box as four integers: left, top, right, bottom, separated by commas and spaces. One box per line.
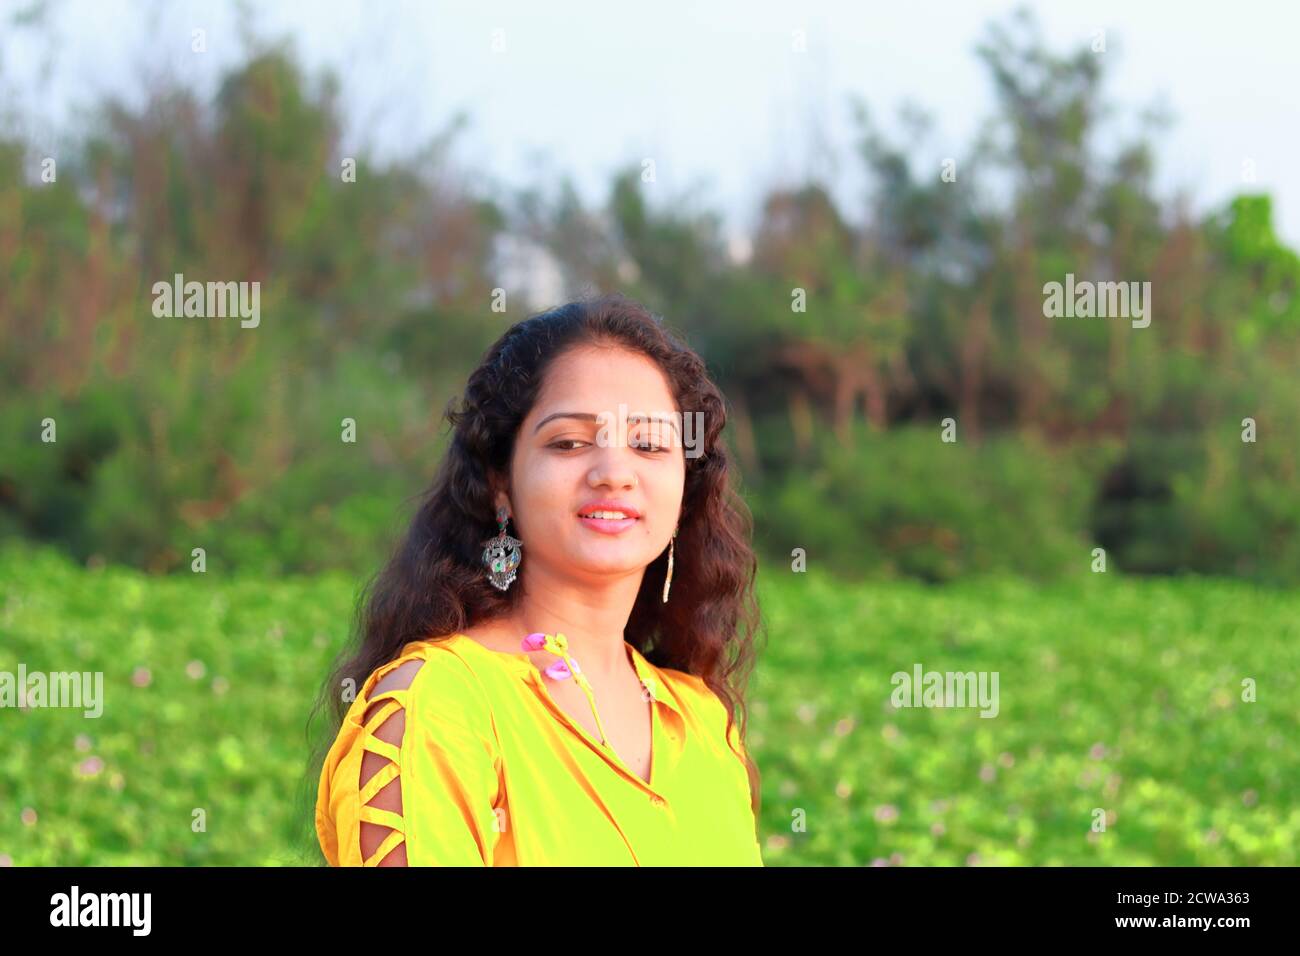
645, 660, 715, 708
323, 636, 505, 767
316, 637, 500, 866
355, 635, 498, 731
648, 664, 747, 755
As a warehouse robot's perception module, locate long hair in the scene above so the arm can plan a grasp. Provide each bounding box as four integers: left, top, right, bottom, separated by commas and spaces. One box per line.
299, 292, 764, 860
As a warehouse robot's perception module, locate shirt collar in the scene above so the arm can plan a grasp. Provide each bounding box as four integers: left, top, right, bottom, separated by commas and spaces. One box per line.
444, 633, 687, 721
624, 640, 686, 721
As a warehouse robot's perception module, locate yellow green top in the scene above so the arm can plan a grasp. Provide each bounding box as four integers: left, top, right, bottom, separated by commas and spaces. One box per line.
315, 633, 763, 866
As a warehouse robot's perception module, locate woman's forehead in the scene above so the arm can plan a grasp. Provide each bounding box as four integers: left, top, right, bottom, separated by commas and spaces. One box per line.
534, 352, 677, 415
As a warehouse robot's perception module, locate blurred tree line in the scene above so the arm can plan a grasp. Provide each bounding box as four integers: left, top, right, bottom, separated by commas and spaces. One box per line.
2, 10, 1297, 583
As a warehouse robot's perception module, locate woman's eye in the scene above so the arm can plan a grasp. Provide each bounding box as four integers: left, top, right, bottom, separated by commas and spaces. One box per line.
548, 438, 669, 452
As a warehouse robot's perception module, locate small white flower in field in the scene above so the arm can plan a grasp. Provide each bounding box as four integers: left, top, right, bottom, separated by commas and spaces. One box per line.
874, 804, 898, 823
835, 781, 852, 799
1242, 789, 1258, 807
132, 666, 152, 687
186, 660, 206, 680
979, 763, 996, 783
870, 857, 888, 866
931, 822, 946, 836
75, 733, 92, 752
1205, 828, 1221, 844
889, 852, 904, 865
20, 807, 37, 826
881, 723, 898, 741
795, 703, 816, 725
212, 676, 229, 695
1089, 742, 1107, 760
834, 717, 854, 736
998, 751, 1014, 768
0, 854, 11, 866
965, 852, 981, 866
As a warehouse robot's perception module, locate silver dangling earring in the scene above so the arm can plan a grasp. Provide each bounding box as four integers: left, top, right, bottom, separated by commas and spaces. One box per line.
482, 505, 522, 591
661, 525, 677, 603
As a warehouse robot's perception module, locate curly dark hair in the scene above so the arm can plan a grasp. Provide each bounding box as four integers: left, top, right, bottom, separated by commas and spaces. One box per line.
299, 292, 764, 860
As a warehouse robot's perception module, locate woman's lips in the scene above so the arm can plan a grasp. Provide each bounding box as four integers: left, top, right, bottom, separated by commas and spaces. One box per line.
577, 514, 639, 534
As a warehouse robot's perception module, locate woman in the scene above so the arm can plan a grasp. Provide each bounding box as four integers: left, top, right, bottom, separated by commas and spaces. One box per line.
311, 293, 764, 865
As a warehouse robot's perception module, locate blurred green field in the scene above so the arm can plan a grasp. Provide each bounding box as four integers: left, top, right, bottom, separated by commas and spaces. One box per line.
1, 541, 1296, 866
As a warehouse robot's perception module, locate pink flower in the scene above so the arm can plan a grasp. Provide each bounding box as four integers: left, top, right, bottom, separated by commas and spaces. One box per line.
521, 632, 548, 651
544, 660, 574, 680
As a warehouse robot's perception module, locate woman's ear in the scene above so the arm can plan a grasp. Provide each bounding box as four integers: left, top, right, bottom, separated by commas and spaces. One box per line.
487, 474, 511, 515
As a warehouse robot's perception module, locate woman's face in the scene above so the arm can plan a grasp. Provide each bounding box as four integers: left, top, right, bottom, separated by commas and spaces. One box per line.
501, 345, 686, 585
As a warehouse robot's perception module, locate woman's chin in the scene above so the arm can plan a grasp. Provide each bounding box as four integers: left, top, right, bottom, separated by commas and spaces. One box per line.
566, 546, 651, 577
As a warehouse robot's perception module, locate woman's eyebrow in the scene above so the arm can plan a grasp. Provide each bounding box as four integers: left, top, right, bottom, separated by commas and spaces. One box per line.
534, 411, 597, 433
534, 411, 680, 436
630, 414, 681, 437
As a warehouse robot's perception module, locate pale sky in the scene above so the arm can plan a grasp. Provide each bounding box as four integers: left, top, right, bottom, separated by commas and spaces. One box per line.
5, 0, 1298, 246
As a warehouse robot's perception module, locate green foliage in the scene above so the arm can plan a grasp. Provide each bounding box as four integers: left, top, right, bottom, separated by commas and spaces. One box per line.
1093, 344, 1300, 583
0, 543, 349, 865
753, 425, 1093, 582
2, 543, 1294, 866
2, 9, 1298, 583
1210, 194, 1300, 339
753, 563, 1299, 866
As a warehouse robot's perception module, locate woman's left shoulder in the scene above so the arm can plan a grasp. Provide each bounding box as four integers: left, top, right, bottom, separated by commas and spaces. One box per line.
653, 665, 724, 708
653, 667, 745, 744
